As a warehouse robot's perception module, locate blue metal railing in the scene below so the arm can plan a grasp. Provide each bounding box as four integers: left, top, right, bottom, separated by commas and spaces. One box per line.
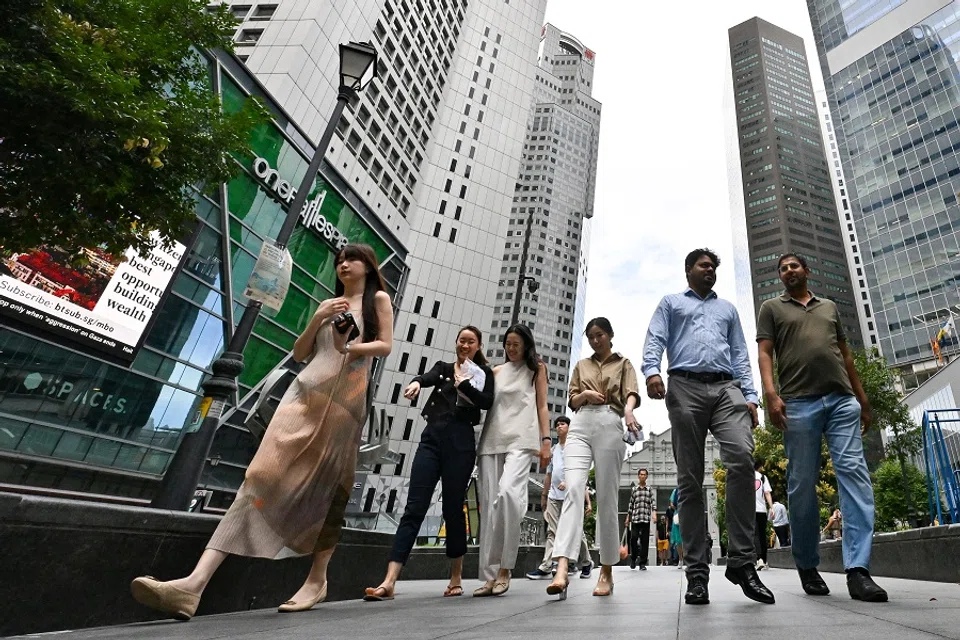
920, 410, 960, 524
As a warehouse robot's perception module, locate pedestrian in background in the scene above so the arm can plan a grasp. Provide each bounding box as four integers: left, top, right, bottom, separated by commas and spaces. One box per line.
625, 468, 656, 570
643, 248, 774, 606
770, 500, 790, 548
526, 416, 594, 580
754, 460, 773, 570
656, 515, 669, 566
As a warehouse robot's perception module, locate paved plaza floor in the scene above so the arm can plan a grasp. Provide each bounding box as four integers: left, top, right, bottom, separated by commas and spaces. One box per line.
17, 567, 959, 640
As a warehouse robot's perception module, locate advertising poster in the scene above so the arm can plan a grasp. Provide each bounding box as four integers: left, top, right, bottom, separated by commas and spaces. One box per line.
0, 231, 186, 361
243, 238, 291, 311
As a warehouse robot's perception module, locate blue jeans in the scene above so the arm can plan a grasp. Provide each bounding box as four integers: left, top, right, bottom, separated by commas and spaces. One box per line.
783, 393, 874, 571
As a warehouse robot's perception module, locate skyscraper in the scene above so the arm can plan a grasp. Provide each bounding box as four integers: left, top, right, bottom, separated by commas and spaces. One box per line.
807, 1, 960, 388
206, 0, 548, 523
486, 24, 601, 418
728, 17, 864, 347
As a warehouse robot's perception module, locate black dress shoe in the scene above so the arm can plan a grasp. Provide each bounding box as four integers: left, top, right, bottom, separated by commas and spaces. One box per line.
846, 568, 888, 602
639, 564, 647, 571
684, 575, 709, 605
798, 567, 830, 596
725, 564, 776, 604
630, 558, 636, 569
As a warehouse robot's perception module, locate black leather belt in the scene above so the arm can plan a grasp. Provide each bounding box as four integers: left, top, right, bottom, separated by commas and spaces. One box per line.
668, 369, 733, 383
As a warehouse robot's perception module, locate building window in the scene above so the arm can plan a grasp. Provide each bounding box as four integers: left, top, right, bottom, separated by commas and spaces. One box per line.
238, 28, 263, 43
251, 4, 277, 19
431, 301, 440, 318
406, 323, 416, 341
399, 352, 409, 372
449, 228, 458, 243
433, 222, 441, 237
425, 328, 434, 346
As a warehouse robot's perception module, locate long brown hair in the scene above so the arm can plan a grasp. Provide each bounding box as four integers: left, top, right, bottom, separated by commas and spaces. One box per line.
458, 325, 488, 366
335, 244, 387, 343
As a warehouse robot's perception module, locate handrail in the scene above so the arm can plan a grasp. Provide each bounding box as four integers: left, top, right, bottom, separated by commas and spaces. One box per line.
921, 410, 960, 524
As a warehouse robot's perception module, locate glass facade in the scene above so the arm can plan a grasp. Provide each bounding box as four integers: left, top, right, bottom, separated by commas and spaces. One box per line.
813, 2, 960, 371
729, 18, 864, 345
0, 52, 408, 506
809, 0, 908, 51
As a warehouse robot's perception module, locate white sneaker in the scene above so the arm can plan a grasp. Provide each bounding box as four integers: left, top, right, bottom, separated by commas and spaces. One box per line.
756, 559, 766, 570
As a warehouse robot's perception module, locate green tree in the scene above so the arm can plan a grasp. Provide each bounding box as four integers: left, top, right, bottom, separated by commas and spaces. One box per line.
0, 0, 264, 258
873, 458, 926, 531
853, 349, 923, 525
583, 467, 596, 545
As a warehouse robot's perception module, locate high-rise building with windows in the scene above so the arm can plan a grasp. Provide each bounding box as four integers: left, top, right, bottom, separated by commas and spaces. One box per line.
727, 17, 864, 347
485, 23, 602, 419
221, 0, 548, 525
807, 0, 960, 389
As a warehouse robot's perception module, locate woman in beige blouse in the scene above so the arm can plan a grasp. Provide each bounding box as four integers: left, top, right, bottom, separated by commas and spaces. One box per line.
546, 317, 641, 599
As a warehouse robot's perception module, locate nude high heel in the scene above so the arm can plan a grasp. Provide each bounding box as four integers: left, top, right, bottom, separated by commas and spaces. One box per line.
130, 576, 200, 621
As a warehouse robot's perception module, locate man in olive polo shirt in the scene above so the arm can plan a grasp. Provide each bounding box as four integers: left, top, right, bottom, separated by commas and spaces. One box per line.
757, 253, 888, 603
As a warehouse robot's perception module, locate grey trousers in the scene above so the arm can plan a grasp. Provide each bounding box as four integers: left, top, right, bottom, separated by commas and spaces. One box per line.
665, 376, 756, 579
538, 498, 591, 571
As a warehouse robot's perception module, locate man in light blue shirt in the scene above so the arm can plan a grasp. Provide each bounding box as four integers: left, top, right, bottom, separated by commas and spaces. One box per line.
642, 248, 774, 607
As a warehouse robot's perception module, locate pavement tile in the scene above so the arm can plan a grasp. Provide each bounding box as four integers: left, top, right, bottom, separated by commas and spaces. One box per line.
13, 568, 960, 640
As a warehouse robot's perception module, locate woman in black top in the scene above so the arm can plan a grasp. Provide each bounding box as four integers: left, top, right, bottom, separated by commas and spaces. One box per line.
365, 326, 494, 600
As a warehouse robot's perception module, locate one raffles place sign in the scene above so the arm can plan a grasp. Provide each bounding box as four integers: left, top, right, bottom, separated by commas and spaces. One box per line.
253, 156, 350, 250
0, 231, 185, 361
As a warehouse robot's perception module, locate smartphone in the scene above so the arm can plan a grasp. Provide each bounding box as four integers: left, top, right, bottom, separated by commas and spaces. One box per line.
333, 311, 360, 341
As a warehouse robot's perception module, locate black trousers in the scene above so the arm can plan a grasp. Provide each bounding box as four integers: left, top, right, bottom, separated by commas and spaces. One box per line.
389, 422, 476, 564
754, 512, 769, 563
774, 524, 791, 547
629, 521, 651, 565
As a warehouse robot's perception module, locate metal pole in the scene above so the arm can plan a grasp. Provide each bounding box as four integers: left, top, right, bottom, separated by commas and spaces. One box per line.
151, 87, 355, 510
511, 207, 534, 325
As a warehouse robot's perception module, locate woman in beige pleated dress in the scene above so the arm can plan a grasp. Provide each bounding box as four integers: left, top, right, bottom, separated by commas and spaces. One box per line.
130, 243, 394, 619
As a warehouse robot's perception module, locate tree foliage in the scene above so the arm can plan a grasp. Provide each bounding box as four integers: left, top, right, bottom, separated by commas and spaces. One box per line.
0, 0, 265, 258
853, 349, 921, 461
873, 458, 926, 531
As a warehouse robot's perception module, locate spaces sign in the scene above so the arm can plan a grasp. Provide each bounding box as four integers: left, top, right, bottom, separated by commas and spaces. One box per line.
0, 231, 185, 361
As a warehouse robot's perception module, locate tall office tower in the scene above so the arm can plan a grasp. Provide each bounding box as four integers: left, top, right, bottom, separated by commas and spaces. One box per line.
486, 24, 602, 420
815, 88, 881, 350
376, 1, 547, 524
728, 17, 864, 348
215, 0, 547, 523
807, 1, 960, 389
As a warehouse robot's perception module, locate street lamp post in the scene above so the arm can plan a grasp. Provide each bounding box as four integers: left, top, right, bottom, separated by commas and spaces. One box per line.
151, 42, 379, 510
510, 208, 539, 326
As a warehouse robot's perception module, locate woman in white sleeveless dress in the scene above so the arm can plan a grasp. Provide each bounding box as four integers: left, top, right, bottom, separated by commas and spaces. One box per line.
474, 324, 551, 596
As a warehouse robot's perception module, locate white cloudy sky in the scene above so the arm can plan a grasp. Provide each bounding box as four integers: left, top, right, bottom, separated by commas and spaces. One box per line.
543, 0, 822, 435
